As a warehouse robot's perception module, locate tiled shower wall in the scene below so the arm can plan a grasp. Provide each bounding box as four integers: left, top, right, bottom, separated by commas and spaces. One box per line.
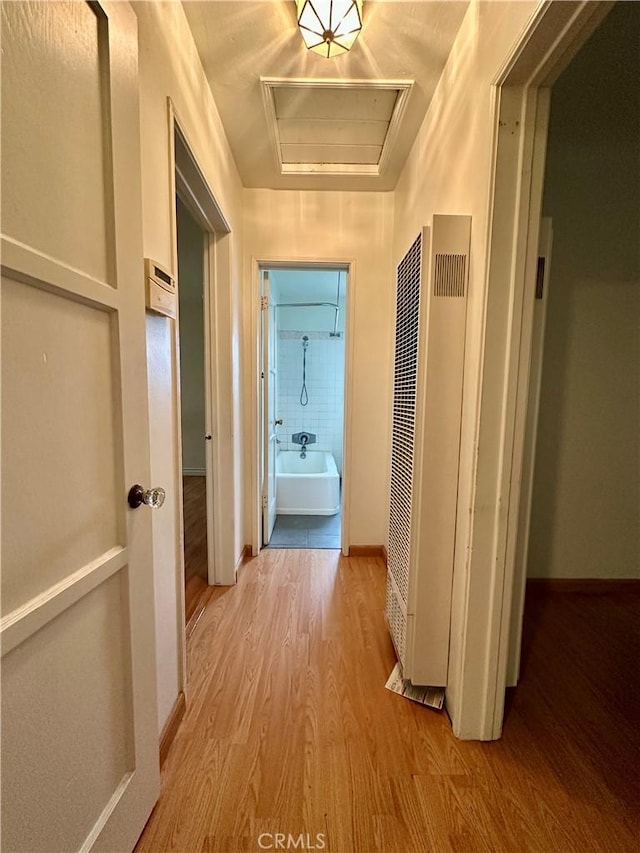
276, 331, 345, 473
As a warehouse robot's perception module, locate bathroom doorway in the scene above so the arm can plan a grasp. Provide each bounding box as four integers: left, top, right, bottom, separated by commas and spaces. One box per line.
259, 265, 349, 550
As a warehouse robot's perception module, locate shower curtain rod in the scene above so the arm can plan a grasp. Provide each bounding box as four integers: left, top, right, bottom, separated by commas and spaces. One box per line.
275, 302, 338, 308
275, 302, 342, 337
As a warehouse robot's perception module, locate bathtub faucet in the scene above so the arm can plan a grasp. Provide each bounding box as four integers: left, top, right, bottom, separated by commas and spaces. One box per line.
291, 431, 316, 460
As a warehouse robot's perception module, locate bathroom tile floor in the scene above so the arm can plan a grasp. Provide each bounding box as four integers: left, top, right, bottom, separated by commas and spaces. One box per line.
268, 512, 341, 549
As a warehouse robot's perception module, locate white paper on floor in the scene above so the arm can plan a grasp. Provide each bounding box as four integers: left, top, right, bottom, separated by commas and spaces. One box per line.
385, 662, 445, 710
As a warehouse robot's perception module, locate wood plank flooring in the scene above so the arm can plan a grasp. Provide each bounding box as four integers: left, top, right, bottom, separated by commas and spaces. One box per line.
183, 476, 208, 623
136, 551, 639, 853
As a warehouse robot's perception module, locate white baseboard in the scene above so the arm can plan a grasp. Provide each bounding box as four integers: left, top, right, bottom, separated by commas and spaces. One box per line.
183, 468, 206, 477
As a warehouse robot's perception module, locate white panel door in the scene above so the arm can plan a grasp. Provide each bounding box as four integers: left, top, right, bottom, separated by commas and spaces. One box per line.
1, 2, 160, 851
262, 271, 278, 544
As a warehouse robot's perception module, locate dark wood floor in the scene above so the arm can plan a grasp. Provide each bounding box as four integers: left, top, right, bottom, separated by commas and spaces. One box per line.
183, 476, 208, 623
137, 550, 639, 853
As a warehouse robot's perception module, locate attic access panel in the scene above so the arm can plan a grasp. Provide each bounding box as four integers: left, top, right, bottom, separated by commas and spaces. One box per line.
261, 78, 413, 177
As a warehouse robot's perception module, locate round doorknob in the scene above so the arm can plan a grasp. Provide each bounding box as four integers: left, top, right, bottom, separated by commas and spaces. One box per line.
275, 418, 284, 425
128, 484, 166, 509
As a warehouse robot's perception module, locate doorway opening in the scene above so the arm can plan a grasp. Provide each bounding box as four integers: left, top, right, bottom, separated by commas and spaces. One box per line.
175, 196, 211, 621
447, 2, 615, 740
260, 265, 348, 550
510, 1, 639, 671
171, 115, 233, 640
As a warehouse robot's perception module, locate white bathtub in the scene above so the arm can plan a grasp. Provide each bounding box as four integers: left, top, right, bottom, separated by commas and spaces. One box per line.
276, 451, 340, 516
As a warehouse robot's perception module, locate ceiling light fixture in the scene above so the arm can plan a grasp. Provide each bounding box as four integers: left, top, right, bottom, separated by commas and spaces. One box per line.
296, 0, 363, 58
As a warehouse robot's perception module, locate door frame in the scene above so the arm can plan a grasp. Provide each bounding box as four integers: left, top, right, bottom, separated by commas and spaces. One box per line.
251, 258, 355, 557
167, 100, 235, 681
450, 0, 611, 740
506, 216, 553, 686
260, 270, 277, 545
174, 186, 216, 590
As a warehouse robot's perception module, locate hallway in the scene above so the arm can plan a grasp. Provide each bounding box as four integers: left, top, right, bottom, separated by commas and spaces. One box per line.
136, 551, 639, 853
3, 3, 638, 849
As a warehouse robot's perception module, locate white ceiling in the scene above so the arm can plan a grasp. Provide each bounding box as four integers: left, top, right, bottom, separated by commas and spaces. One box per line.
182, 0, 469, 191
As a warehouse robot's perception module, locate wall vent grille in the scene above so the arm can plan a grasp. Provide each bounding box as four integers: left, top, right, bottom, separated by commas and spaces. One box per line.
386, 215, 471, 686
434, 253, 467, 297
386, 574, 407, 664
387, 231, 422, 663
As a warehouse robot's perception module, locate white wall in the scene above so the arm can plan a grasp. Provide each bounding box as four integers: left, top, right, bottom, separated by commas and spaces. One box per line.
391, 0, 539, 735
243, 190, 395, 546
529, 3, 640, 579
176, 196, 206, 475
134, 0, 244, 732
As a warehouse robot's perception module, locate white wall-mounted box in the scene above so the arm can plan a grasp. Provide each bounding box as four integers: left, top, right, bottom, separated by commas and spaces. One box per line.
145, 258, 176, 319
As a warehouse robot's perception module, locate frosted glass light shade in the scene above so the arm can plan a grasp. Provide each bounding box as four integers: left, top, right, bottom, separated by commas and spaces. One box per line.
296, 0, 363, 58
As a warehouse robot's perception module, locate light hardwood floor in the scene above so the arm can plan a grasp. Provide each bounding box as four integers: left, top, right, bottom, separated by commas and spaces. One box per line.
136, 550, 639, 853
